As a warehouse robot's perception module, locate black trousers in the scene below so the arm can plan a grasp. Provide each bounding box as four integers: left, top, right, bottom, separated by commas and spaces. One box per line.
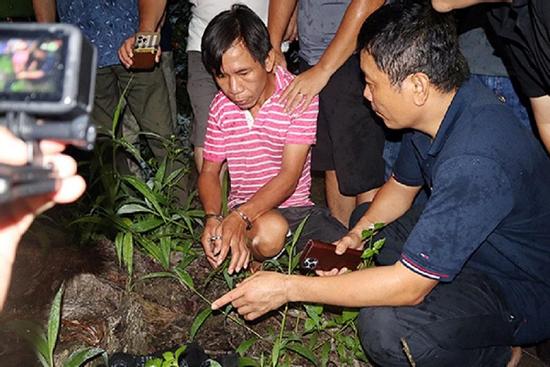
353, 204, 520, 367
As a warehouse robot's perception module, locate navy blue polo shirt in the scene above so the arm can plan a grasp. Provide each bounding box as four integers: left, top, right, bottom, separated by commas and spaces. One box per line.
393, 79, 550, 339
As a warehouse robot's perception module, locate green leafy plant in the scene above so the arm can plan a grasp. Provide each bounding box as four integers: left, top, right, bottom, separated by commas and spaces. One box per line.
360, 222, 386, 268
72, 77, 203, 289
144, 345, 187, 367
5, 285, 107, 367
220, 219, 387, 366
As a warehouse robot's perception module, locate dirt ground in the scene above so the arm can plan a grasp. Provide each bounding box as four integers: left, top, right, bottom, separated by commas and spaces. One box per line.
0, 220, 273, 365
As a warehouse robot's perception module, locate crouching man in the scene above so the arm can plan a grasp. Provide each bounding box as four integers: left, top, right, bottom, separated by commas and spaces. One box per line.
211, 3, 550, 366
198, 4, 346, 274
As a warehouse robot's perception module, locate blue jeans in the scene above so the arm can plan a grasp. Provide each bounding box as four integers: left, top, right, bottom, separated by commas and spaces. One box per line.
472, 74, 533, 131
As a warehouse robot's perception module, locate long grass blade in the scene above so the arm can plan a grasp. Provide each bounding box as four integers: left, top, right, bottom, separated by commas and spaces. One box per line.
64, 347, 107, 367
190, 307, 213, 341
47, 285, 64, 366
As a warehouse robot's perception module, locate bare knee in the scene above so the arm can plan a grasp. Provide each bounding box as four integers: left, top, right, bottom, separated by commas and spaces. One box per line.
249, 211, 289, 259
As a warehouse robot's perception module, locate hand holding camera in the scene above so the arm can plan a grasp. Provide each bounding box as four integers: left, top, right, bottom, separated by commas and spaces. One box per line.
0, 22, 95, 310
0, 23, 96, 206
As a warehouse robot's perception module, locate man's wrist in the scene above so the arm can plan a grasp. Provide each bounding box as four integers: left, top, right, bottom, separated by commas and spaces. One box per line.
138, 21, 158, 33
315, 59, 338, 78
347, 231, 362, 242
284, 274, 297, 303
204, 213, 223, 224
232, 208, 253, 230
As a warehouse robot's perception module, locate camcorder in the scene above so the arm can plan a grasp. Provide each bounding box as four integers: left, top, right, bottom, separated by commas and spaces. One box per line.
0, 23, 97, 205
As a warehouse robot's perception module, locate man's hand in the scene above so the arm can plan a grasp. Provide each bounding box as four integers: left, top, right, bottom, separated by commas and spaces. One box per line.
281, 65, 332, 113
0, 127, 86, 309
200, 218, 222, 268
0, 128, 86, 228
333, 231, 363, 255
216, 211, 250, 274
201, 211, 251, 273
118, 35, 161, 69
211, 271, 290, 320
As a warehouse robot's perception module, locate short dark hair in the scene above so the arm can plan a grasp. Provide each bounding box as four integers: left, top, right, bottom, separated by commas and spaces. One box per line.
357, 1, 469, 92
201, 4, 272, 77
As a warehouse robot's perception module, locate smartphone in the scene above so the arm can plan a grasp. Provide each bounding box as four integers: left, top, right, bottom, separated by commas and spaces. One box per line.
131, 32, 160, 70
299, 240, 363, 273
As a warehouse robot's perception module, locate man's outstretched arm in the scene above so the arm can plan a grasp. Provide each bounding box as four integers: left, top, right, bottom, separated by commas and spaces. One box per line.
212, 261, 437, 320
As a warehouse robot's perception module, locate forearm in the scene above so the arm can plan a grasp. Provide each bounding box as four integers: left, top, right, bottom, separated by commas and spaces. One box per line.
315, 0, 384, 75
198, 171, 223, 215
239, 172, 298, 222
349, 177, 420, 237
531, 95, 550, 153
268, 0, 298, 50
286, 262, 435, 307
33, 0, 56, 22
138, 0, 167, 32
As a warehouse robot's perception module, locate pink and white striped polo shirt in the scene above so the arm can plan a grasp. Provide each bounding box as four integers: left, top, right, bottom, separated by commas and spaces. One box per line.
203, 66, 318, 209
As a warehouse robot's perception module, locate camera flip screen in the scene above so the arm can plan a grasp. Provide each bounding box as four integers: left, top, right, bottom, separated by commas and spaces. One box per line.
0, 31, 67, 103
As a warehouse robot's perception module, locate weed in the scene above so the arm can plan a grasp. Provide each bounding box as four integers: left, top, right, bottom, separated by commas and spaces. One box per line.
5, 285, 107, 367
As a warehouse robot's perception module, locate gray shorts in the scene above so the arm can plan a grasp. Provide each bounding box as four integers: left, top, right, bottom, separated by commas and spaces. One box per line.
187, 51, 219, 147
277, 205, 347, 251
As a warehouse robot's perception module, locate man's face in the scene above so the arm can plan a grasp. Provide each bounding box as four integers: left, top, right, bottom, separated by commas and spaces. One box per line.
215, 41, 274, 111
360, 51, 415, 130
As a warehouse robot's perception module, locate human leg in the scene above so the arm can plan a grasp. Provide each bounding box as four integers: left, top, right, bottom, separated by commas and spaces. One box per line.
324, 170, 356, 227
356, 204, 521, 366
115, 65, 174, 161
187, 51, 219, 173
91, 66, 121, 132
313, 56, 385, 224
91, 66, 132, 173
278, 205, 348, 251
160, 51, 177, 127
115, 65, 189, 199
357, 270, 518, 367
247, 210, 289, 260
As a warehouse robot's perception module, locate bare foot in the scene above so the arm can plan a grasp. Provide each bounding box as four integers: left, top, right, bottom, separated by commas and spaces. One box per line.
507, 346, 522, 367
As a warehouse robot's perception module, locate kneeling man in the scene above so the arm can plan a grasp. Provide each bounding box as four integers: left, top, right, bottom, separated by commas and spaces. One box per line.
211, 3, 550, 366
198, 5, 346, 274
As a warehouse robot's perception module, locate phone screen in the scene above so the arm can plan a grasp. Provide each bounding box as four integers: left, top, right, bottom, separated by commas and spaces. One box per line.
0, 30, 67, 102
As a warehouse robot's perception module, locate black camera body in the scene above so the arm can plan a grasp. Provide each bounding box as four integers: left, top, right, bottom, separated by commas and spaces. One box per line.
0, 23, 97, 204
0, 22, 97, 149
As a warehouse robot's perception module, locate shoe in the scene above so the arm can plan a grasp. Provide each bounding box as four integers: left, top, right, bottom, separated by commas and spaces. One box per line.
108, 342, 210, 367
